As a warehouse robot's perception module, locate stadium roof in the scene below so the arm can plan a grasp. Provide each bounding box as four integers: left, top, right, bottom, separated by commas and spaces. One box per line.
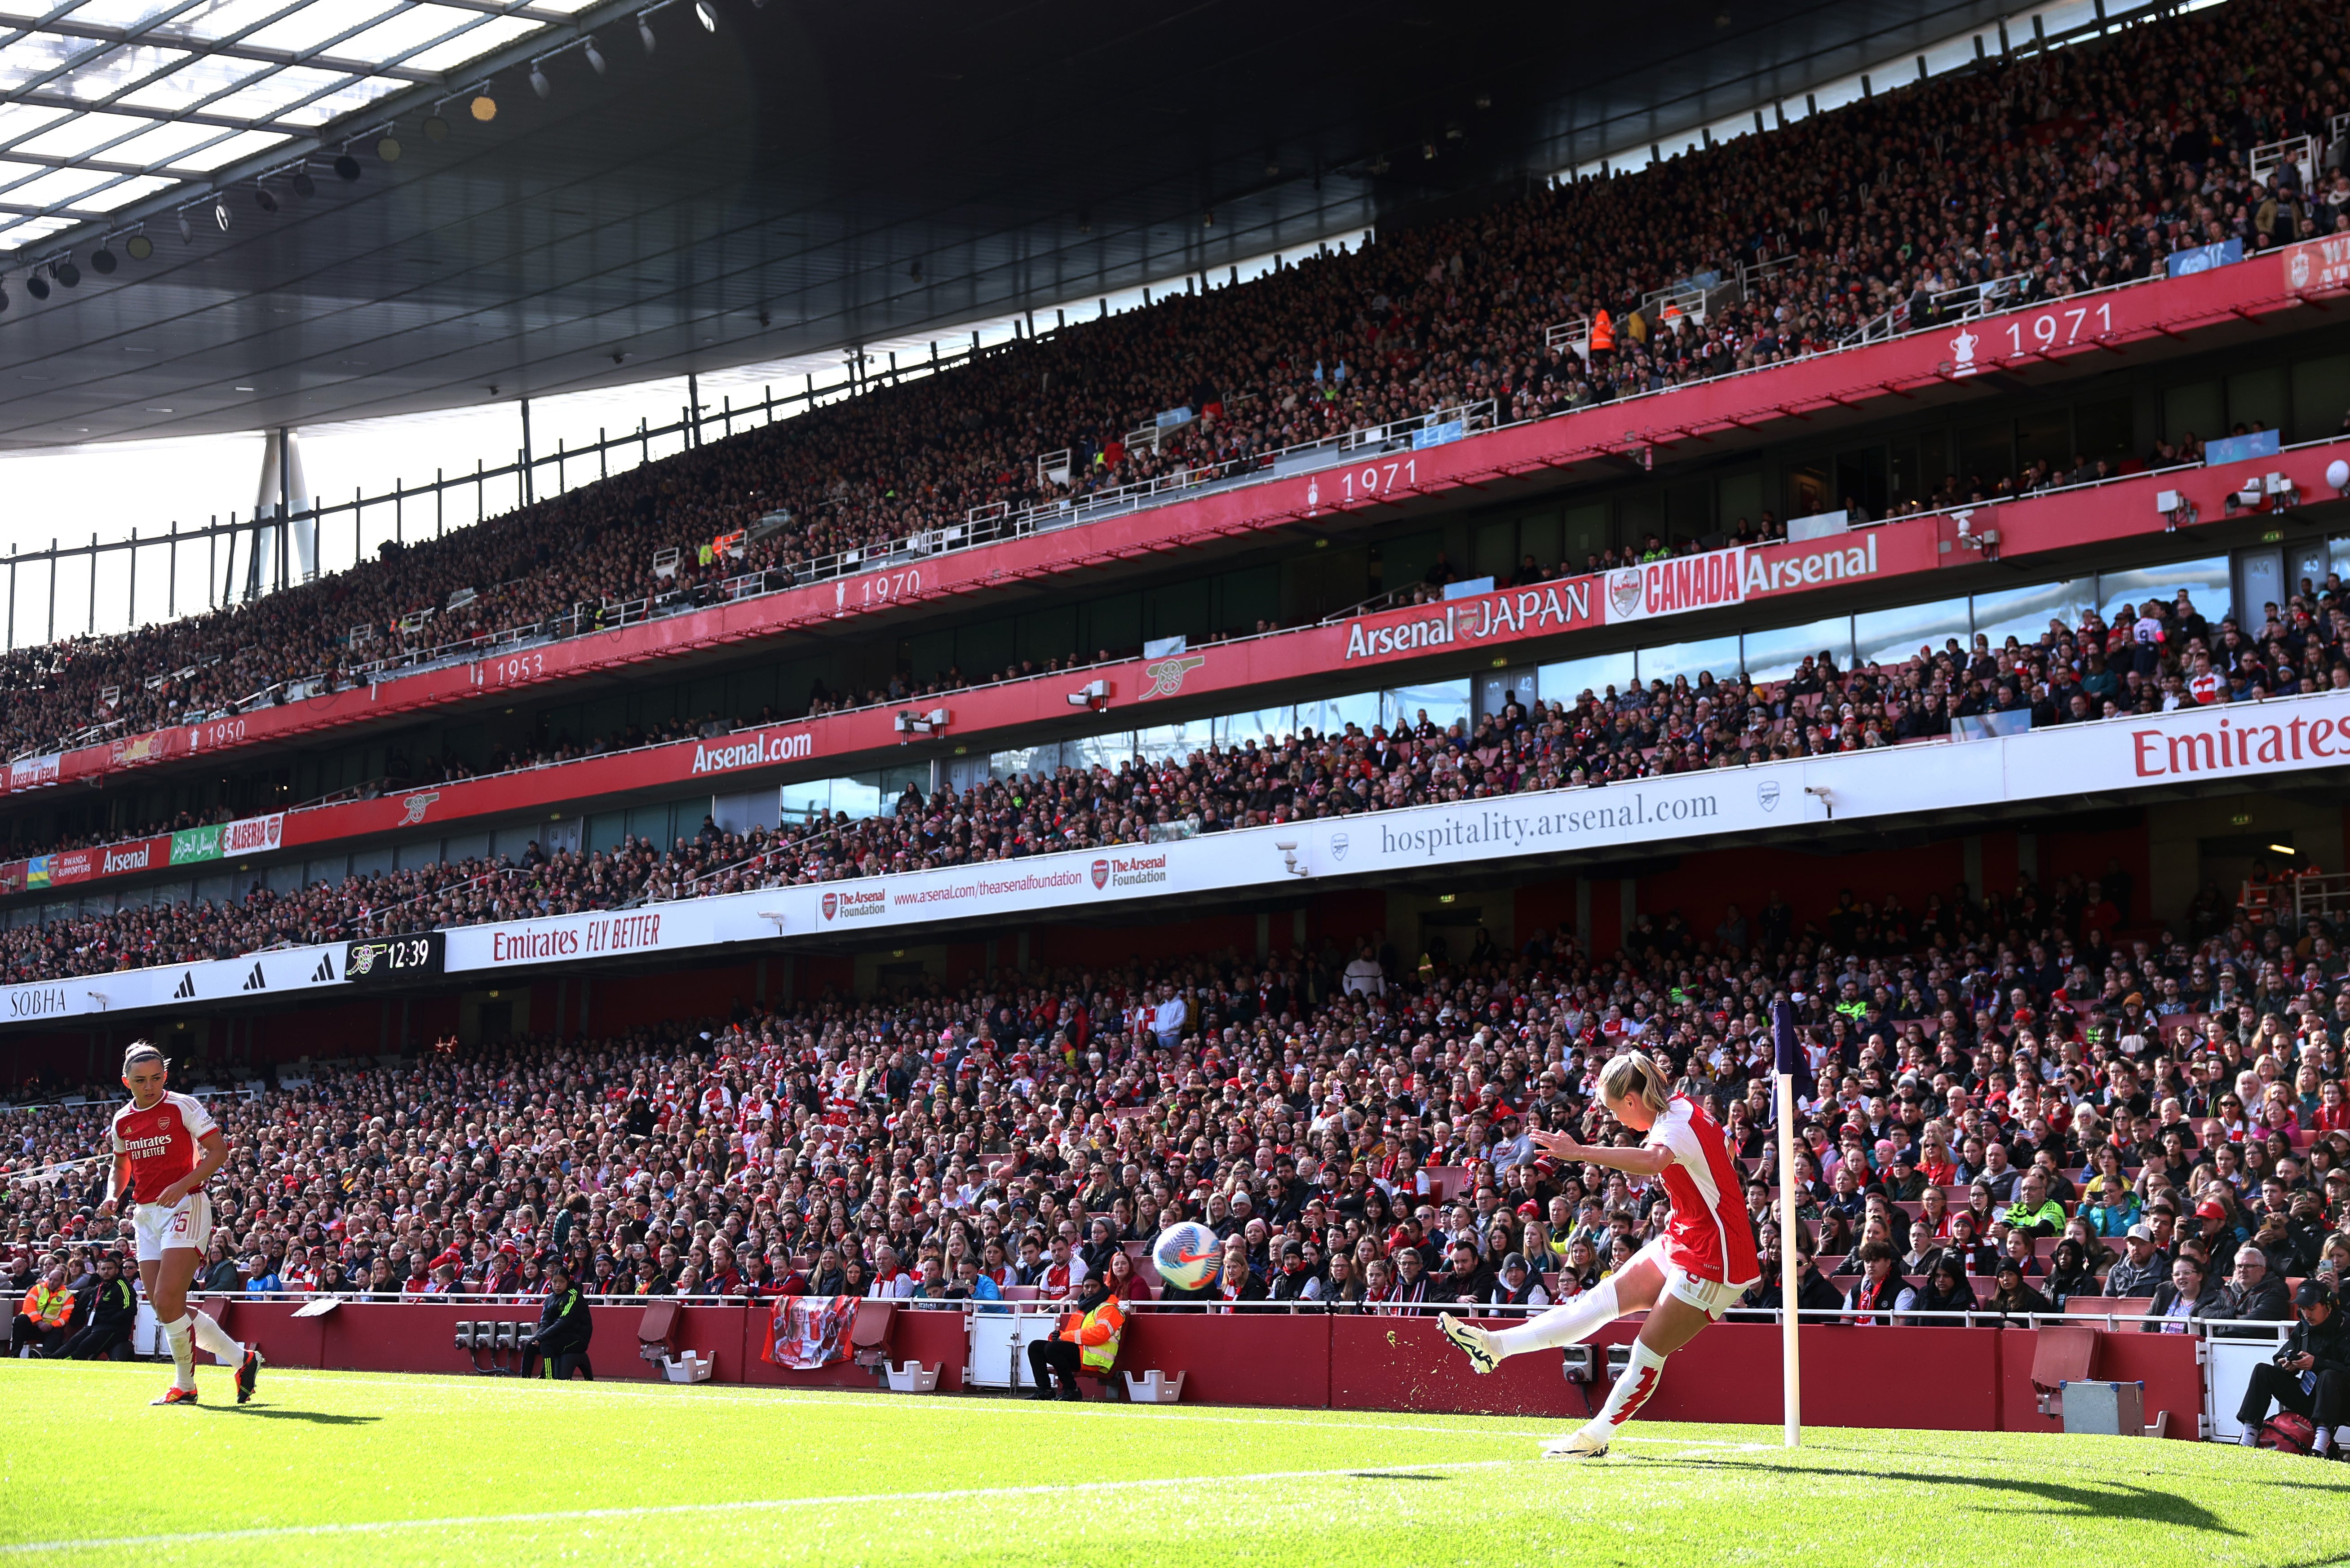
0, 0, 606, 255
0, 0, 2025, 450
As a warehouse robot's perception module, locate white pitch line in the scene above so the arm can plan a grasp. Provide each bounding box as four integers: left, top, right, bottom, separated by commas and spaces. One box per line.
249, 1369, 1578, 1442
0, 1458, 1530, 1553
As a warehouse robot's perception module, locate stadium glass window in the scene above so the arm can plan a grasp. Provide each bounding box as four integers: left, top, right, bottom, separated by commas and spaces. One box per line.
1745, 616, 1855, 682
2226, 367, 2289, 435
1538, 651, 1634, 703
2097, 558, 2230, 629
1971, 578, 2097, 649
1381, 682, 1470, 735
1637, 633, 1740, 687
1133, 720, 1212, 764
1214, 708, 1296, 749
832, 776, 888, 818
1854, 599, 1969, 670
981, 745, 1056, 783
1974, 580, 2105, 649
1303, 691, 1380, 739
779, 779, 839, 822
2290, 357, 2350, 445
2164, 382, 2225, 446
1067, 731, 1138, 775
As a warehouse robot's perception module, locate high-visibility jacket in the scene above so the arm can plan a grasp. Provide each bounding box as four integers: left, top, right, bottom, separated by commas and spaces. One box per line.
1056, 1296, 1125, 1372
22, 1282, 71, 1329
1590, 310, 1615, 352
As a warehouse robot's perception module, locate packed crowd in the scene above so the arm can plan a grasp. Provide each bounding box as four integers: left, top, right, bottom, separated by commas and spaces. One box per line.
11, 565, 2346, 987
2, 0, 2343, 767
6, 858, 2345, 1342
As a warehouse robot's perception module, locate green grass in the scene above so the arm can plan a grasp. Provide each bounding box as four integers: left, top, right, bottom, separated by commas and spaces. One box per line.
0, 1361, 2342, 1567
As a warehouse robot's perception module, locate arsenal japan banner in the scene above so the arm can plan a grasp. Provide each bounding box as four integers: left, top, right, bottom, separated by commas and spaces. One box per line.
765, 1294, 859, 1369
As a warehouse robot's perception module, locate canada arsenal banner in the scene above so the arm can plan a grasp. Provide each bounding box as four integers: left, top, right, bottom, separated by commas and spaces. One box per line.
765, 1294, 859, 1369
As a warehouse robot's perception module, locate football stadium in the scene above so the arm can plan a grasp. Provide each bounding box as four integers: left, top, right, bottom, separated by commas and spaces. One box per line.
7, 0, 2350, 1558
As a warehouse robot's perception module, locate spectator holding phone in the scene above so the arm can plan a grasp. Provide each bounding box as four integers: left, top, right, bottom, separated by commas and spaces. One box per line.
2237, 1280, 2350, 1455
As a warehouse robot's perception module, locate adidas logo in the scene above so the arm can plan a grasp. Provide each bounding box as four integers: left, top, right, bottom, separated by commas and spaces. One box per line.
240, 962, 267, 992
171, 972, 195, 1000
311, 953, 336, 983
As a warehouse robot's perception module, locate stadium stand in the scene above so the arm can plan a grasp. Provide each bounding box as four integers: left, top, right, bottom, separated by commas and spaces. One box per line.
7, 544, 2341, 987
12, 0, 2350, 1457
2, 0, 2346, 775
4, 886, 2342, 1329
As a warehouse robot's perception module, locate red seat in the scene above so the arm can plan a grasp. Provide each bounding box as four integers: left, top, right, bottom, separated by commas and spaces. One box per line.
2029, 1324, 2098, 1419
637, 1301, 679, 1367
850, 1300, 895, 1371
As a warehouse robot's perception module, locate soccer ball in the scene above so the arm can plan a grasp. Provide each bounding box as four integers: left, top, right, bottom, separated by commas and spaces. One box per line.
1152, 1222, 1222, 1291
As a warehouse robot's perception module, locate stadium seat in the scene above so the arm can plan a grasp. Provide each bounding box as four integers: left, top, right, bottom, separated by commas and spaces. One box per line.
638, 1301, 679, 1368
851, 1301, 897, 1376
2029, 1324, 2098, 1420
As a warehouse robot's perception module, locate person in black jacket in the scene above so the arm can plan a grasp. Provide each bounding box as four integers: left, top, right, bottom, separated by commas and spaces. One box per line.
1434, 1239, 1498, 1307
1913, 1257, 1978, 1321
1985, 1259, 2053, 1322
1268, 1242, 1318, 1302
2237, 1279, 2350, 1455
535, 1261, 594, 1381
2212, 1243, 2293, 1338
51, 1253, 137, 1361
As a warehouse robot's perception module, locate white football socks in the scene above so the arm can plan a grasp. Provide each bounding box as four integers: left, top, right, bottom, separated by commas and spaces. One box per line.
161, 1313, 195, 1391
1589, 1338, 1671, 1436
188, 1311, 243, 1366
1487, 1278, 1621, 1359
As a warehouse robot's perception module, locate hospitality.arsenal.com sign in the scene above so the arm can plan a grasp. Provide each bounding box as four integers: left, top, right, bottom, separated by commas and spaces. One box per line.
12, 690, 2350, 1025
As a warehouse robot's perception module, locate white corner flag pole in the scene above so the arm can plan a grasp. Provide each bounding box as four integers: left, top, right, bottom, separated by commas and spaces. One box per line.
1775, 1061, 1802, 1448
1773, 1000, 1802, 1449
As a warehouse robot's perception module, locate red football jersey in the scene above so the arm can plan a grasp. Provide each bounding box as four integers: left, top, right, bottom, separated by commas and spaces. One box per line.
111, 1091, 217, 1205
1645, 1094, 1761, 1286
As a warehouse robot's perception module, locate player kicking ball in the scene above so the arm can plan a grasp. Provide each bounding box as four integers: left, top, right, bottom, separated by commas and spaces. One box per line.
111, 1041, 264, 1406
1438, 1052, 1757, 1458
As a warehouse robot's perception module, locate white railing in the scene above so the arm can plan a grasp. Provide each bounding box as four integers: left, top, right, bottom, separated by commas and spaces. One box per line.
1844, 269, 2030, 347
1545, 316, 1592, 354
2251, 135, 2319, 192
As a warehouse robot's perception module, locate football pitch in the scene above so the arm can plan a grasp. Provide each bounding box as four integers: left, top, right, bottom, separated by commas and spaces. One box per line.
1, 1362, 2341, 1567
